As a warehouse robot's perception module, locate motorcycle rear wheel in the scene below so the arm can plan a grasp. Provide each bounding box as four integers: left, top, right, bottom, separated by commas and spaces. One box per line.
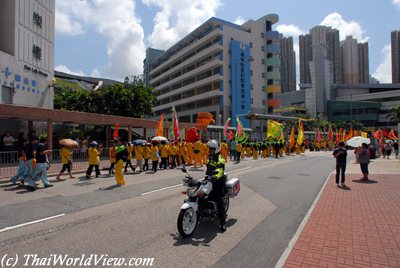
177, 208, 198, 238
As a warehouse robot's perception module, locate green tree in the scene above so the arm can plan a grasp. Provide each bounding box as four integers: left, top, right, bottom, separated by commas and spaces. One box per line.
387, 105, 400, 123
54, 76, 157, 118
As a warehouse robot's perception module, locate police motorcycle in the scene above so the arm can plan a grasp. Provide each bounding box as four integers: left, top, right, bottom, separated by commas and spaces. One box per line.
177, 165, 240, 238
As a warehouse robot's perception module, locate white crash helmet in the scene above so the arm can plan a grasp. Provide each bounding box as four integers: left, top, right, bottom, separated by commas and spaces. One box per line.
207, 139, 221, 153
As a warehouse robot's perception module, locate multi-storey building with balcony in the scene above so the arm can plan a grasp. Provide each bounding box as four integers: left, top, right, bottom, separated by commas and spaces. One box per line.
0, 0, 54, 108
144, 14, 280, 129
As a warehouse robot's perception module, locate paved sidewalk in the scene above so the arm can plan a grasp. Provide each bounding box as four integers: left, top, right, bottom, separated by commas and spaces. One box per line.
284, 158, 400, 268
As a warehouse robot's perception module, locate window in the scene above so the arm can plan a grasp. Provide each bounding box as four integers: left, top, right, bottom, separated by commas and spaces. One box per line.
262, 59, 265, 65
249, 42, 253, 48
261, 32, 265, 38
262, 72, 265, 78
251, 98, 253, 104
261, 46, 265, 51
250, 84, 253, 90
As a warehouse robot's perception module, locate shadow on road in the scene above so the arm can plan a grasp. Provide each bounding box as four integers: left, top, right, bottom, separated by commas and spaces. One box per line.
171, 218, 238, 247
352, 179, 378, 184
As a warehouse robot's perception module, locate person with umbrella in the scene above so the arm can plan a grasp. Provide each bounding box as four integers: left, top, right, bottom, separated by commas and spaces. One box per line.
55, 142, 76, 181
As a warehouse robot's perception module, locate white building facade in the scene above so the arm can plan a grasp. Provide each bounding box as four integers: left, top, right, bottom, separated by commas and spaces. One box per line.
0, 0, 55, 108
145, 15, 280, 129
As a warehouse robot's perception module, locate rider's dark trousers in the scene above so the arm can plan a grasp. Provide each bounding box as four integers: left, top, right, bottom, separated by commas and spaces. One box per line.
212, 179, 227, 226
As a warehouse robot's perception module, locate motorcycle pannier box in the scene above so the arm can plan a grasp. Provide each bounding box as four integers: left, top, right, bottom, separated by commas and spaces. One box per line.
226, 178, 240, 198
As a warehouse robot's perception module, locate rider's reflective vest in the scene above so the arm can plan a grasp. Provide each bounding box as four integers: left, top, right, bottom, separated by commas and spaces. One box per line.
206, 154, 226, 180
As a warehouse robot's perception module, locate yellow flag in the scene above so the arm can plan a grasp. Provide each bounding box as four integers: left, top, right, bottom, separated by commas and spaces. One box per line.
296, 120, 304, 146
361, 132, 368, 138
267, 120, 283, 141
289, 126, 295, 149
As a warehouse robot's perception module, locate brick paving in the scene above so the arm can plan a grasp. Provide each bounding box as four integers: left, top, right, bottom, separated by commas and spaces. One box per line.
284, 173, 400, 268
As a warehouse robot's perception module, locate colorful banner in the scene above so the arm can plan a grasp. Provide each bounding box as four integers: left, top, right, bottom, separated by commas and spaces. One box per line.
267, 120, 283, 141
223, 117, 231, 137
296, 120, 304, 146
113, 122, 120, 139
170, 106, 180, 142
289, 126, 295, 149
155, 113, 165, 137
235, 116, 247, 143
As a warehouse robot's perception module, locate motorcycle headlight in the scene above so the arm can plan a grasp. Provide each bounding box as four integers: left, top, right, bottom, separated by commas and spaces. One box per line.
188, 186, 197, 196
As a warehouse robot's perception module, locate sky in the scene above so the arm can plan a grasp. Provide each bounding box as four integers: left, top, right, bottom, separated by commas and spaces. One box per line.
55, 0, 400, 84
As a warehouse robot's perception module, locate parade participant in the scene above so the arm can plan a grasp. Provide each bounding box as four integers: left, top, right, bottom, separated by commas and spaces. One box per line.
235, 142, 243, 163
85, 141, 102, 179
114, 139, 126, 186
241, 143, 245, 159
159, 141, 169, 169
333, 141, 347, 187
253, 142, 259, 160
205, 139, 227, 232
273, 142, 280, 158
193, 139, 202, 168
150, 142, 159, 173
221, 140, 228, 161
169, 142, 178, 169
23, 136, 39, 185
55, 145, 75, 180
124, 142, 135, 173
202, 141, 208, 165
179, 141, 188, 166
28, 138, 53, 191
186, 141, 194, 166
246, 142, 251, 158
279, 141, 284, 157
11, 139, 27, 184
261, 141, 267, 158
301, 143, 306, 153
143, 143, 151, 171
108, 140, 116, 175
134, 143, 144, 173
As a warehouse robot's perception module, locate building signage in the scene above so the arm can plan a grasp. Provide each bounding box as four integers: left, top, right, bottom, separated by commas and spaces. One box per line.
24, 64, 48, 78
230, 40, 251, 128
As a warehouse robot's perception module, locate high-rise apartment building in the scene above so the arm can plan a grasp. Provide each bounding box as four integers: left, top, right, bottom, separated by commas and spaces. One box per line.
299, 34, 312, 85
279, 36, 296, 93
145, 14, 280, 128
392, 30, 400, 83
358, 42, 369, 83
0, 0, 55, 108
340, 36, 369, 84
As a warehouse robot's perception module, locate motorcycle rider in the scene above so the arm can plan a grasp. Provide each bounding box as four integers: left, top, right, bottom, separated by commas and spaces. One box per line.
205, 139, 227, 232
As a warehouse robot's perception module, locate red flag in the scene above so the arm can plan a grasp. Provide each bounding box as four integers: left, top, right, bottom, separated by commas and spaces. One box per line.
388, 129, 398, 140
228, 130, 233, 141
374, 129, 382, 140
382, 128, 389, 138
170, 106, 180, 142
113, 122, 120, 139
327, 124, 333, 142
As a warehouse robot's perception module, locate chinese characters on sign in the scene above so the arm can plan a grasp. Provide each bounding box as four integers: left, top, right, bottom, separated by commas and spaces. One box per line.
33, 12, 42, 28
32, 45, 42, 60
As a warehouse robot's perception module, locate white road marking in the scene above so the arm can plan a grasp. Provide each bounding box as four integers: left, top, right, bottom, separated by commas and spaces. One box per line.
140, 166, 254, 196
0, 214, 66, 233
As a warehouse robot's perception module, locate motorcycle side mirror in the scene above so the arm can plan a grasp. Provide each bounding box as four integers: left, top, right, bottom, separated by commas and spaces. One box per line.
181, 165, 187, 173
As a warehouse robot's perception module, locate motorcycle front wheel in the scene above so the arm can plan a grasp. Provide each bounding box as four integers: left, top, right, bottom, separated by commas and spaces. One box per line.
177, 208, 198, 238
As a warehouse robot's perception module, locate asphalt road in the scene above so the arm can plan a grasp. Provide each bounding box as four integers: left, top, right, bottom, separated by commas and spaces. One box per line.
0, 152, 337, 268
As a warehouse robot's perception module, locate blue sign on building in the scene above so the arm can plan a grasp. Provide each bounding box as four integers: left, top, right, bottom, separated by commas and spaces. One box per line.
230, 40, 251, 128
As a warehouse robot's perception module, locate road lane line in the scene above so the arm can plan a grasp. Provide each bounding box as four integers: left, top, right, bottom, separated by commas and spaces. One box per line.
141, 184, 182, 196
140, 166, 254, 196
0, 214, 66, 233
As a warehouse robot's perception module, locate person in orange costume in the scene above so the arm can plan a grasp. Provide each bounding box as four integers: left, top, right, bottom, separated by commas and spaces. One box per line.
193, 139, 203, 168
221, 140, 228, 161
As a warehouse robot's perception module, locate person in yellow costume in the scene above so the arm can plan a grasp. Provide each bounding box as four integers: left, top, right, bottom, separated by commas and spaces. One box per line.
56, 145, 75, 180
179, 141, 189, 165
186, 142, 194, 166
246, 143, 251, 158
86, 141, 102, 179
295, 144, 301, 155
221, 140, 228, 161
150, 142, 159, 173
193, 139, 203, 168
143, 143, 151, 171
235, 142, 243, 163
124, 142, 135, 173
169, 142, 178, 169
241, 143, 245, 159
159, 141, 169, 169
301, 143, 306, 153
114, 139, 126, 186
279, 142, 284, 157
108, 140, 116, 175
253, 142, 259, 160
134, 144, 144, 173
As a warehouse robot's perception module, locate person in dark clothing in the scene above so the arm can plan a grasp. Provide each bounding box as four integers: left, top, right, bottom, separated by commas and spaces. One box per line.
205, 139, 227, 232
274, 142, 280, 158
333, 141, 347, 187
